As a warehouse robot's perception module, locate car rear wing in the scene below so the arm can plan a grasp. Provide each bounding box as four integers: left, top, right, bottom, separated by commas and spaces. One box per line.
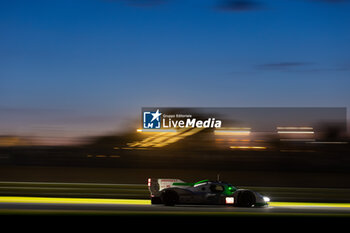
147, 178, 185, 196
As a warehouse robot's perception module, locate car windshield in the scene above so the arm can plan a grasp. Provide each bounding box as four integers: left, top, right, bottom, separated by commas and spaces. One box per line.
210, 184, 224, 193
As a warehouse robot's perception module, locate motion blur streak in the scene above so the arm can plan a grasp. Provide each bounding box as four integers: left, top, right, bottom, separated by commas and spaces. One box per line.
0, 196, 150, 205
269, 202, 350, 208
277, 127, 314, 130
214, 130, 251, 136
1, 196, 350, 209
136, 129, 177, 133
277, 131, 314, 134
129, 128, 204, 148
230, 146, 266, 149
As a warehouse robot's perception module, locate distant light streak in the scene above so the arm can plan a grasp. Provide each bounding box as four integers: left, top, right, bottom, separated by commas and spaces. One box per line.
277, 127, 313, 130
220, 127, 251, 130
280, 139, 315, 142
277, 131, 314, 134
130, 128, 204, 148
214, 130, 251, 136
230, 146, 266, 150
306, 141, 348, 144
280, 150, 315, 153
136, 129, 177, 133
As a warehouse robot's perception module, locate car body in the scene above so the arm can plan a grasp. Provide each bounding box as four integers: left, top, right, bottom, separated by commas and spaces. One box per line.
148, 178, 269, 207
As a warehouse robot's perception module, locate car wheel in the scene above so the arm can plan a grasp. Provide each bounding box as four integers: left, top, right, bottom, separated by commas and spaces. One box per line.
161, 190, 179, 206
151, 196, 162, 204
236, 191, 256, 207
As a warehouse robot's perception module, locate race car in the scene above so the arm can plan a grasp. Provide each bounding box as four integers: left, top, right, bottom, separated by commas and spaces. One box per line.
147, 178, 270, 207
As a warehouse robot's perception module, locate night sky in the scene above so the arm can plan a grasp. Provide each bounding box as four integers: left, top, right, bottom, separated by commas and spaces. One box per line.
1, 0, 349, 142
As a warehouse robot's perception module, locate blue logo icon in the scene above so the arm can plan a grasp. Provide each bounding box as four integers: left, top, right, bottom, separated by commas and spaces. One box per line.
143, 109, 162, 129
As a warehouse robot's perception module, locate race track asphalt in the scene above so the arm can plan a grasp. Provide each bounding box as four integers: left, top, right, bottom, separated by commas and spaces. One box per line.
1, 196, 350, 218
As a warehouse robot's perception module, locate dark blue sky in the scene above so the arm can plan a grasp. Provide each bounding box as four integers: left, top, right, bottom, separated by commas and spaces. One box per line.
1, 0, 349, 140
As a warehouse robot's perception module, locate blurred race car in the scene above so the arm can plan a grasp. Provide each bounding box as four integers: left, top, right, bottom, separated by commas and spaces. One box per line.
148, 178, 270, 207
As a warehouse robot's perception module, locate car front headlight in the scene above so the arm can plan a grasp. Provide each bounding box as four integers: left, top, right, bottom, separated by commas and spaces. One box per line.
263, 196, 270, 202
